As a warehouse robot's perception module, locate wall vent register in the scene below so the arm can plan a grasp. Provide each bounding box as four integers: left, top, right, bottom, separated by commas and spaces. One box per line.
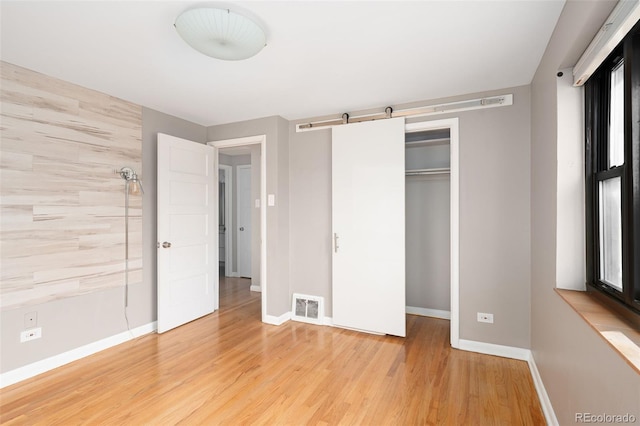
291, 294, 324, 325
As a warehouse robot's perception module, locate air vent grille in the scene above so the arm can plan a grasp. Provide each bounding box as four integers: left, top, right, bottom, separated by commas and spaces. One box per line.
291, 293, 324, 325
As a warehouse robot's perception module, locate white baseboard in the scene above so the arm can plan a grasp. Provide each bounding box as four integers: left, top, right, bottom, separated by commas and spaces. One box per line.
263, 312, 291, 326
226, 272, 240, 278
457, 339, 530, 361
263, 312, 330, 327
263, 311, 345, 327
0, 322, 157, 389
527, 352, 559, 426
250, 285, 261, 292
406, 306, 451, 320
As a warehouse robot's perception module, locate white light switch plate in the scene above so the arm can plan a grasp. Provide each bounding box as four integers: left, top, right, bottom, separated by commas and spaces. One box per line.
268, 194, 275, 206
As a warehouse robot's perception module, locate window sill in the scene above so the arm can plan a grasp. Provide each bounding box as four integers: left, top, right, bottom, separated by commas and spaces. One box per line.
555, 288, 640, 374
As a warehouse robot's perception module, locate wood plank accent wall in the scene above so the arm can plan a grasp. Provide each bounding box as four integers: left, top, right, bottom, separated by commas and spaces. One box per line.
0, 61, 143, 310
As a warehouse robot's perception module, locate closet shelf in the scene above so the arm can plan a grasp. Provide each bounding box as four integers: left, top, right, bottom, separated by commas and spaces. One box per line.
405, 167, 450, 176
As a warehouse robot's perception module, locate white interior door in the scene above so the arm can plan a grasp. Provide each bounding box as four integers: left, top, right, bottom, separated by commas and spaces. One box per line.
332, 118, 406, 337
157, 133, 217, 334
237, 165, 252, 278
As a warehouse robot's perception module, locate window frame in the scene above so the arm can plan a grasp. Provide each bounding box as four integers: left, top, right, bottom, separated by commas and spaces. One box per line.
585, 22, 640, 315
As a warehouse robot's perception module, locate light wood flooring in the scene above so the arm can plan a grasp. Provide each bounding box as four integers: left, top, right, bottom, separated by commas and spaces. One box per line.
0, 277, 545, 425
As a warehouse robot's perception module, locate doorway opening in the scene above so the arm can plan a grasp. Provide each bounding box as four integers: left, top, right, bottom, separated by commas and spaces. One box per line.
209, 135, 267, 322
405, 118, 459, 348
405, 127, 451, 321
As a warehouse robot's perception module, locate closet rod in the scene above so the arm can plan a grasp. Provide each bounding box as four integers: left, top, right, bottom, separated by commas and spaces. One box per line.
405, 168, 450, 176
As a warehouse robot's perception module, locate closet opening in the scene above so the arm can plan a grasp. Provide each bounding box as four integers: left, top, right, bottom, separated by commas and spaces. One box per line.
405, 128, 451, 321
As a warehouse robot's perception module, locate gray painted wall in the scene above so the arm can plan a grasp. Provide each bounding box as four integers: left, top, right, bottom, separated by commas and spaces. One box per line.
207, 116, 290, 317
1, 286, 133, 373
289, 84, 532, 348
530, 1, 640, 423
451, 86, 531, 348
287, 126, 333, 316
406, 140, 451, 311
250, 145, 262, 287
406, 175, 450, 311
406, 143, 450, 171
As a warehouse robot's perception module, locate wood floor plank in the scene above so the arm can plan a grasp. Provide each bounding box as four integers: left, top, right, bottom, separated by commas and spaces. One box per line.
0, 277, 545, 425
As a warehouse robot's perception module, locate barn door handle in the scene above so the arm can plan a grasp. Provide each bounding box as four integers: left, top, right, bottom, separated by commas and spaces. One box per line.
334, 233, 339, 253
162, 241, 171, 248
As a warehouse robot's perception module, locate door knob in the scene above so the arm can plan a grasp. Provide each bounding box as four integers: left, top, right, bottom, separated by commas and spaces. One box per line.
162, 241, 171, 248
239, 227, 245, 231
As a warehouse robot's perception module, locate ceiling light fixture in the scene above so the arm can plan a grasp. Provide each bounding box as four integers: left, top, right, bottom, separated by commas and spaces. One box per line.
174, 7, 266, 61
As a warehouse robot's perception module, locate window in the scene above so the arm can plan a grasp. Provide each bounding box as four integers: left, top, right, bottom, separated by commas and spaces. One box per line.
585, 22, 640, 315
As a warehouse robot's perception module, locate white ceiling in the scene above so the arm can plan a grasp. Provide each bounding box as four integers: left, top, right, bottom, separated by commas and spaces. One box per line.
0, 1, 565, 127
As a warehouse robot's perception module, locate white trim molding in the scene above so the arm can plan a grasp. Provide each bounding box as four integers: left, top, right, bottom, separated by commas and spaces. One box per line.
527, 352, 559, 426
457, 339, 530, 361
406, 306, 451, 320
250, 285, 262, 292
0, 322, 156, 389
263, 312, 291, 326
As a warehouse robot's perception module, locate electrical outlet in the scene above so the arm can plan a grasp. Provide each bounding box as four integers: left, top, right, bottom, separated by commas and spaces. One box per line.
24, 311, 37, 329
20, 327, 42, 342
477, 312, 494, 323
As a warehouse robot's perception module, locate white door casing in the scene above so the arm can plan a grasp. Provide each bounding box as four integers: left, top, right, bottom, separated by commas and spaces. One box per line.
332, 117, 406, 337
218, 169, 225, 267
219, 164, 233, 277
157, 133, 217, 334
237, 165, 252, 278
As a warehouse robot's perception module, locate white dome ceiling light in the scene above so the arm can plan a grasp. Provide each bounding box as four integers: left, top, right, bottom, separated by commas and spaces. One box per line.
174, 7, 266, 61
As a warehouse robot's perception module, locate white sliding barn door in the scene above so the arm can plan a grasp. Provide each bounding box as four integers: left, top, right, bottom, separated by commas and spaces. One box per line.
157, 133, 217, 334
332, 118, 406, 337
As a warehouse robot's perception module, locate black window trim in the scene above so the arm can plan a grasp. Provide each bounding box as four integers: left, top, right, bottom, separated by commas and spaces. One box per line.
585, 21, 640, 316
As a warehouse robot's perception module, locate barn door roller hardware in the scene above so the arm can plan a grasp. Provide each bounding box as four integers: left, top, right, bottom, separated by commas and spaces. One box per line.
296, 94, 512, 132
